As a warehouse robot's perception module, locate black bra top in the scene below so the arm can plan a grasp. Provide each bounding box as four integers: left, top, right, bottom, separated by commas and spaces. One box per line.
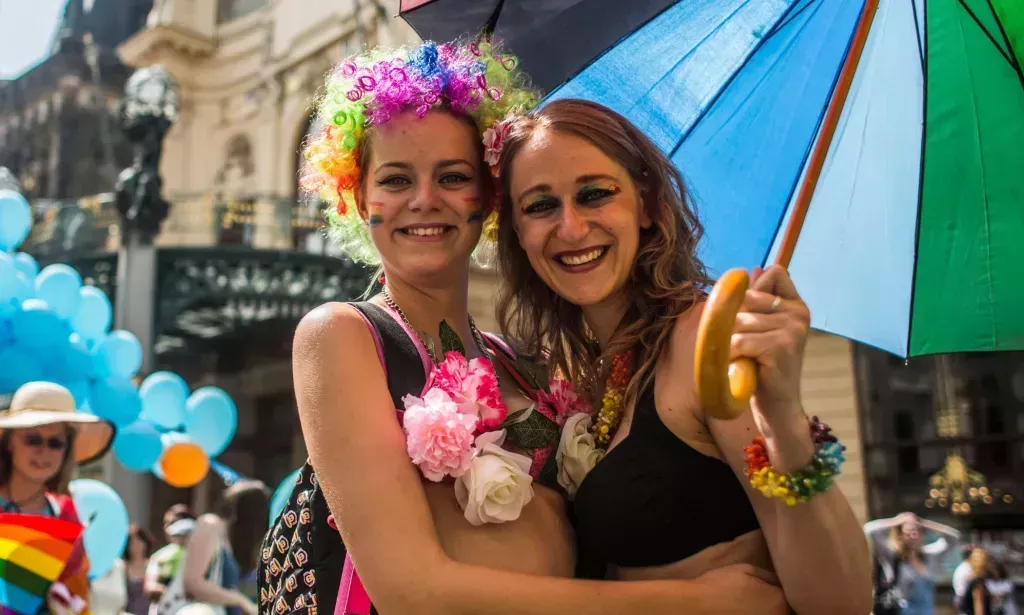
572, 378, 760, 570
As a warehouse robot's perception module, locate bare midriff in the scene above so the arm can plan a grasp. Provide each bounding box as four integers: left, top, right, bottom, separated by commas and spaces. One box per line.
425, 482, 575, 577
421, 365, 575, 578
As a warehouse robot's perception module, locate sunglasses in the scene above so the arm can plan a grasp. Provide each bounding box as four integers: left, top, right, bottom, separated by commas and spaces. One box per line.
22, 433, 68, 451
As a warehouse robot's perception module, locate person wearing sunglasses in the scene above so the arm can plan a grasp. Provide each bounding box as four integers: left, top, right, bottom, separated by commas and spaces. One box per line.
0, 381, 114, 517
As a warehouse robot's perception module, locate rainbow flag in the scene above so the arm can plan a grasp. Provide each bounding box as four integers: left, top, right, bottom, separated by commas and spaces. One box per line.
0, 514, 85, 615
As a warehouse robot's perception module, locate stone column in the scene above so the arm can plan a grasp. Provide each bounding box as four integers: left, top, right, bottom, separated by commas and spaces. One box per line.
103, 233, 157, 524
101, 66, 179, 526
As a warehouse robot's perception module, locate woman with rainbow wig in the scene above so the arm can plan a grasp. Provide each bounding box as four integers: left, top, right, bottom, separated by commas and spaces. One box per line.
266, 38, 788, 615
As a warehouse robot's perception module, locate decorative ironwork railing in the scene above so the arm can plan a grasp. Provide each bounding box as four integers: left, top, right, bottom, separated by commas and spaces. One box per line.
20, 192, 334, 261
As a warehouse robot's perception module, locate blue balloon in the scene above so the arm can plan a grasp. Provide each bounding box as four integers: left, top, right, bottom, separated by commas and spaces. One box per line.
0, 252, 16, 298
69, 479, 129, 580
139, 371, 189, 430
269, 467, 303, 527
37, 334, 74, 382
0, 258, 17, 319
0, 319, 12, 346
114, 421, 164, 472
11, 298, 67, 349
90, 375, 142, 427
99, 330, 143, 379
12, 271, 33, 302
0, 268, 32, 321
35, 264, 82, 320
62, 378, 91, 409
0, 190, 32, 252
71, 286, 112, 341
62, 333, 95, 382
184, 386, 238, 456
13, 252, 38, 278
0, 346, 42, 391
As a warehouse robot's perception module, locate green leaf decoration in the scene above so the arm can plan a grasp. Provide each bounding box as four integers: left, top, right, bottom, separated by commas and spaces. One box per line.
501, 407, 530, 428
439, 320, 466, 356
505, 406, 560, 450
537, 452, 560, 488
513, 355, 549, 391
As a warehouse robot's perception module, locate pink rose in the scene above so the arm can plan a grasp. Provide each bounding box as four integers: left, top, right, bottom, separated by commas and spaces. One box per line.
482, 113, 517, 167
429, 351, 508, 431
539, 378, 590, 426
402, 388, 477, 481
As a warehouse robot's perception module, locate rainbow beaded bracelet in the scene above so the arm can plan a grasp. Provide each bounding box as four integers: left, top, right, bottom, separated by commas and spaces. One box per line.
743, 416, 846, 506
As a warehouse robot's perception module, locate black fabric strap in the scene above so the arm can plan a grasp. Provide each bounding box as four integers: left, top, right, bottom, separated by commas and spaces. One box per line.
311, 302, 426, 615
350, 301, 429, 408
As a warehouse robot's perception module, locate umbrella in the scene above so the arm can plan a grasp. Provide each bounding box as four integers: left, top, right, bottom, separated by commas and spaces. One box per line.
0, 513, 87, 615
401, 0, 1024, 417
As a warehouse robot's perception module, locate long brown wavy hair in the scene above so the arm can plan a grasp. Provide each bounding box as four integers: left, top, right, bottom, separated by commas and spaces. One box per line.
494, 99, 712, 409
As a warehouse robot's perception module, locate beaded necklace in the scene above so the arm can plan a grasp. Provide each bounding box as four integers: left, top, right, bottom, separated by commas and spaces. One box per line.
590, 348, 636, 448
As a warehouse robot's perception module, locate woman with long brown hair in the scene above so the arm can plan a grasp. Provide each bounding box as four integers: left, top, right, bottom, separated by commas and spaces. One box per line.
492, 98, 872, 614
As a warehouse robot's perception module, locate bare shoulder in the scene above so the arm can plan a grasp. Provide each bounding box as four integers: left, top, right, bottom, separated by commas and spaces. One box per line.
668, 300, 705, 355
293, 301, 372, 359
189, 513, 226, 546
657, 301, 717, 448
660, 300, 705, 384
195, 513, 224, 532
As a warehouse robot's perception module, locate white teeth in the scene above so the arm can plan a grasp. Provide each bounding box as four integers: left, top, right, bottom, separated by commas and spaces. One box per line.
405, 226, 448, 236
559, 248, 605, 266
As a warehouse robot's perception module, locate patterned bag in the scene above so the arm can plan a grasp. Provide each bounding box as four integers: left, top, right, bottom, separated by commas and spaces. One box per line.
257, 303, 427, 615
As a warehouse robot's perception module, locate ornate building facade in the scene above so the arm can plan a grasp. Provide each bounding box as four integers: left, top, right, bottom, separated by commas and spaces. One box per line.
0, 0, 153, 201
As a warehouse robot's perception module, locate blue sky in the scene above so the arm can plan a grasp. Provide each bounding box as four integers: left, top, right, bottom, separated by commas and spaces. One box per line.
0, 0, 68, 79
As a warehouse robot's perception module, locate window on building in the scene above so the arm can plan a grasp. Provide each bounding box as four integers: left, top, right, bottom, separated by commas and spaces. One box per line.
857, 346, 1024, 520
218, 0, 268, 24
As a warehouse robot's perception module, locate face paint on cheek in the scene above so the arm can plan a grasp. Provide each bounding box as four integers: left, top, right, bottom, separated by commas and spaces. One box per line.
464, 196, 484, 224
368, 202, 385, 227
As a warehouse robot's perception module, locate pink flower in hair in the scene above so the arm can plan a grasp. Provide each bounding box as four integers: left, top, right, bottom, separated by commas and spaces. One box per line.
538, 378, 591, 426
482, 112, 519, 167
403, 388, 478, 481
429, 351, 508, 431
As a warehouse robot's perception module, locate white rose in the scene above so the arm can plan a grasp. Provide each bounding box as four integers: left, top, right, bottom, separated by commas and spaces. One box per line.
556, 413, 604, 499
454, 430, 535, 526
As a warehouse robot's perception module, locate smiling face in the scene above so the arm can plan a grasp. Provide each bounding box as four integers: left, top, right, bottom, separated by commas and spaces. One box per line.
508, 128, 650, 309
359, 110, 488, 283
7, 424, 70, 487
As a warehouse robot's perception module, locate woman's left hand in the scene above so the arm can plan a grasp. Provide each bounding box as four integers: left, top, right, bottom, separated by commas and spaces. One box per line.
730, 264, 810, 422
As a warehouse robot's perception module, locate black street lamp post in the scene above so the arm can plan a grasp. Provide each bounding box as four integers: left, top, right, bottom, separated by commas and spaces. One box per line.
106, 65, 179, 523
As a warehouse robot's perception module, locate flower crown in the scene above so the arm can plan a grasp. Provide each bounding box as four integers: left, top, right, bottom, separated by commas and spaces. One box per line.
300, 40, 539, 265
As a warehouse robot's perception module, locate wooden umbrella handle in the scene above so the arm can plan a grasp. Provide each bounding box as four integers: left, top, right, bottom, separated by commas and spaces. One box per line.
695, 268, 758, 421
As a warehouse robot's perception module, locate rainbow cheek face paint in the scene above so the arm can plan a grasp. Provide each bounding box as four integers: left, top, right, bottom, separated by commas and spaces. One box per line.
465, 196, 484, 223
368, 202, 385, 227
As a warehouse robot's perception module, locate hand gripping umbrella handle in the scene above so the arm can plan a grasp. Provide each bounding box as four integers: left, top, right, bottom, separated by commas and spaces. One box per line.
695, 268, 757, 421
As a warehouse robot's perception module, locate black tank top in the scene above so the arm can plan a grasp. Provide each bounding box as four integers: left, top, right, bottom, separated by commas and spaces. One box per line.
572, 377, 760, 573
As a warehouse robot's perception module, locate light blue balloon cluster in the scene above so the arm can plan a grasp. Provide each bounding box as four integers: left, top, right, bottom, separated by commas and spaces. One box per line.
2, 188, 239, 483
0, 220, 142, 420
114, 372, 238, 475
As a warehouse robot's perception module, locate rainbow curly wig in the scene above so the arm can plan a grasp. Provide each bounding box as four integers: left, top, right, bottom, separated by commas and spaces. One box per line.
300, 39, 539, 265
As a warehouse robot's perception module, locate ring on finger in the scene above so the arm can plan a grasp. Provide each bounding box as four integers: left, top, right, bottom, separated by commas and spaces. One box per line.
769, 296, 782, 313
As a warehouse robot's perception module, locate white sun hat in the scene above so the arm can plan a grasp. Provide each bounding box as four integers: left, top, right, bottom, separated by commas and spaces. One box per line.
0, 382, 115, 464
